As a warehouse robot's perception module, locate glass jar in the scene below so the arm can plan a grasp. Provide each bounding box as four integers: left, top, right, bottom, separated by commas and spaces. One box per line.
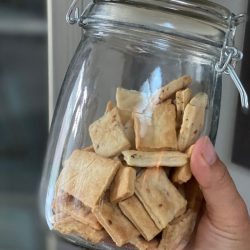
40, 1, 249, 250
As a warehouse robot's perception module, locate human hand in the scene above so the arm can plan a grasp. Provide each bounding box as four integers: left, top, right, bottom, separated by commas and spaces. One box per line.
189, 136, 250, 250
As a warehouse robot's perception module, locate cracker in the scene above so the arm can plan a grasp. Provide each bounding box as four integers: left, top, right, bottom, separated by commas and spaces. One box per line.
151, 76, 192, 104
135, 168, 187, 230
105, 100, 114, 113
185, 178, 203, 212
53, 216, 108, 244
134, 102, 177, 151
93, 201, 140, 247
116, 87, 148, 113
80, 145, 95, 152
119, 196, 161, 241
178, 93, 208, 151
64, 197, 102, 230
122, 150, 188, 167
176, 88, 192, 127
130, 236, 159, 250
172, 145, 194, 184
158, 209, 196, 250
110, 166, 136, 203
89, 107, 131, 157
59, 150, 120, 208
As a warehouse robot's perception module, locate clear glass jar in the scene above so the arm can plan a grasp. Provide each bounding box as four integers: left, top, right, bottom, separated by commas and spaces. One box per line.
40, 1, 248, 250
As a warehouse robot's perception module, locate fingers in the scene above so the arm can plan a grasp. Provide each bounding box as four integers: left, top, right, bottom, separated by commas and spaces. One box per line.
190, 137, 249, 225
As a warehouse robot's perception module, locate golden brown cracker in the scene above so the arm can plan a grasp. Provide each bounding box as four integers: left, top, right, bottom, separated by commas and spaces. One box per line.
60, 150, 120, 208
134, 102, 177, 151
93, 201, 140, 247
135, 168, 187, 230
110, 166, 136, 203
122, 150, 187, 167
119, 196, 161, 241
89, 107, 131, 157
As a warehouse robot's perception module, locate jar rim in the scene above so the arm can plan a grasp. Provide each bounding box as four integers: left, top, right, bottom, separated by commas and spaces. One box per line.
80, 1, 234, 48
95, 0, 232, 24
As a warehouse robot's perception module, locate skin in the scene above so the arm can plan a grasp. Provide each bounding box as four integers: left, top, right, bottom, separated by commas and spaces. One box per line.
187, 136, 250, 250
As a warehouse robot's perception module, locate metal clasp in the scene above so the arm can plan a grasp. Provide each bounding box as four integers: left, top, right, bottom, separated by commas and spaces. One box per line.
66, 0, 81, 25
215, 14, 249, 113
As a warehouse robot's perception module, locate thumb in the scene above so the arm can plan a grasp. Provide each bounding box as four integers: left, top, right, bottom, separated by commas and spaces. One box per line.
191, 136, 249, 226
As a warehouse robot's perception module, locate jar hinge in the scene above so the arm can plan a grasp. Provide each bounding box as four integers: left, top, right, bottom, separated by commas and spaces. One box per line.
215, 14, 249, 113
66, 0, 81, 25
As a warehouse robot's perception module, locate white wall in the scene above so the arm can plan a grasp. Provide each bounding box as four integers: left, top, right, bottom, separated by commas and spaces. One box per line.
211, 0, 250, 211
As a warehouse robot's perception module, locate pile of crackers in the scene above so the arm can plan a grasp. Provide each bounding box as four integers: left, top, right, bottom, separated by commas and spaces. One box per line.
52, 75, 208, 250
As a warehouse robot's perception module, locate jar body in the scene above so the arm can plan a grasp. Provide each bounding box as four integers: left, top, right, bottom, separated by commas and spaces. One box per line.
41, 24, 222, 249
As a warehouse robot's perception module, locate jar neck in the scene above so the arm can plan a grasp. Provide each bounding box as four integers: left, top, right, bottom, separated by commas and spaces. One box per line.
80, 0, 234, 48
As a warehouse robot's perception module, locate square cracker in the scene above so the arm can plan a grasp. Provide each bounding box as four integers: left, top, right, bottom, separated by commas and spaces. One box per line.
93, 201, 140, 247
134, 102, 177, 151
116, 87, 148, 113
110, 166, 136, 203
59, 150, 120, 208
53, 191, 102, 230
89, 107, 131, 157
53, 215, 108, 244
135, 168, 187, 230
119, 195, 161, 241
158, 209, 196, 250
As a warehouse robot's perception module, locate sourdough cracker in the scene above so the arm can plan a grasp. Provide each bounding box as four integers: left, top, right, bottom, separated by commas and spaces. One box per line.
60, 150, 120, 208
135, 168, 187, 230
158, 209, 196, 250
119, 196, 161, 241
110, 166, 136, 203
151, 76, 192, 104
130, 236, 159, 250
105, 100, 114, 113
176, 88, 192, 127
172, 145, 194, 184
122, 150, 187, 167
93, 201, 140, 247
53, 216, 108, 244
134, 102, 177, 151
116, 87, 148, 113
63, 197, 102, 230
89, 107, 131, 157
178, 93, 208, 151
80, 145, 95, 152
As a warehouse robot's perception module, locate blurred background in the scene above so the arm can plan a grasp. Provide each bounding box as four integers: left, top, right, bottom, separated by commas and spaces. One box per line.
0, 0, 249, 250
0, 0, 47, 249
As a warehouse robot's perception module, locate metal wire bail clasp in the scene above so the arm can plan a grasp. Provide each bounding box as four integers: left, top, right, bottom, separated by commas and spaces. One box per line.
66, 0, 81, 25
215, 13, 249, 113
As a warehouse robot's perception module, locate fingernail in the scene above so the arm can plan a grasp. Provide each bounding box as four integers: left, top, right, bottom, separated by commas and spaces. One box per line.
201, 136, 217, 166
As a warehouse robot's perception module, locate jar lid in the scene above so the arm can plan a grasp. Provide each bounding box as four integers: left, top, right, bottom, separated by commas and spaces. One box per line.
72, 0, 237, 48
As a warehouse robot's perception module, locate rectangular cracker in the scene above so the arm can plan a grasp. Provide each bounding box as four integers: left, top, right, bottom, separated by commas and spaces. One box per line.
130, 236, 159, 250
89, 107, 131, 157
93, 201, 140, 247
151, 76, 192, 104
172, 145, 194, 184
116, 87, 148, 113
110, 166, 136, 203
53, 216, 108, 244
178, 93, 208, 151
122, 150, 188, 167
158, 209, 196, 250
135, 168, 187, 230
134, 102, 177, 151
59, 150, 120, 208
62, 196, 102, 230
176, 88, 192, 127
119, 196, 161, 241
